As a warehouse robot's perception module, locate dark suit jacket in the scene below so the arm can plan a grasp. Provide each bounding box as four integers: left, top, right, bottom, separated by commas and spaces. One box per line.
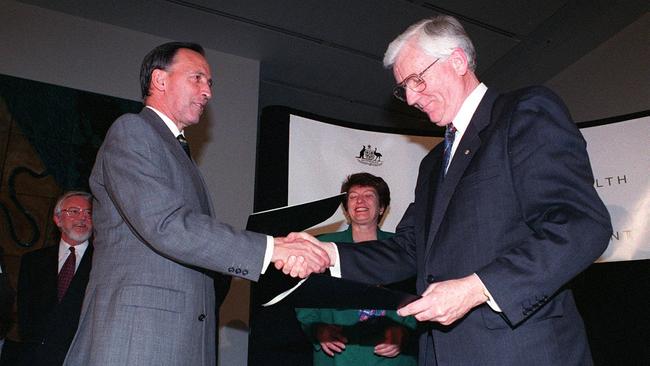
17, 243, 93, 366
337, 87, 612, 366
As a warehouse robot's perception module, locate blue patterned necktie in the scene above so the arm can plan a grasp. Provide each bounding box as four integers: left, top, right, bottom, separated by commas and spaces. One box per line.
442, 124, 457, 176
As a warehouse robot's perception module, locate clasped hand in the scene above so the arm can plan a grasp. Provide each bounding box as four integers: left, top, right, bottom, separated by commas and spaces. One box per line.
271, 234, 332, 278
315, 324, 405, 358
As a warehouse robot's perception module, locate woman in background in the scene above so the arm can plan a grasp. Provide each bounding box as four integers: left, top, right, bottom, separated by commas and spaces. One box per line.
296, 173, 416, 366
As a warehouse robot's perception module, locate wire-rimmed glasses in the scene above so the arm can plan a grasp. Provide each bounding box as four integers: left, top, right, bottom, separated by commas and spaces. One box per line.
392, 58, 440, 102
61, 208, 92, 218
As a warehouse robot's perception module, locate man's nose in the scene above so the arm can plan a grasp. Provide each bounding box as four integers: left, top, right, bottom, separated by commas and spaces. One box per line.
202, 86, 212, 99
405, 88, 422, 109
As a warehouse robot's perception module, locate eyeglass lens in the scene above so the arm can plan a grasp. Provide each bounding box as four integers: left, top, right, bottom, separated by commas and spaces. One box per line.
64, 208, 92, 217
393, 76, 425, 102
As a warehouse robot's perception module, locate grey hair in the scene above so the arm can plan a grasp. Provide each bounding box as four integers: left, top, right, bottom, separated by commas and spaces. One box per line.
383, 15, 476, 71
53, 191, 92, 216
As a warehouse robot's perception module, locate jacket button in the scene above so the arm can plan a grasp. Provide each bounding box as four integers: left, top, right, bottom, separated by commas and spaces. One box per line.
228, 267, 234, 273
198, 314, 206, 321
242, 269, 249, 276
426, 275, 435, 283
235, 268, 241, 274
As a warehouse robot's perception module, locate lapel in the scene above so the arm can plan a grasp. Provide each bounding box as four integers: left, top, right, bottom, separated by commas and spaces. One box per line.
44, 245, 59, 303
424, 90, 500, 259
422, 145, 444, 242
140, 108, 212, 214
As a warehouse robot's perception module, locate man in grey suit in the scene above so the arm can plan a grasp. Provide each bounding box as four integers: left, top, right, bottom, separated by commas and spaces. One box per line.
63, 42, 329, 366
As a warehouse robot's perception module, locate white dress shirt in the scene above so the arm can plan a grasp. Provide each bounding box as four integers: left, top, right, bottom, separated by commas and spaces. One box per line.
446, 83, 488, 171
58, 239, 89, 273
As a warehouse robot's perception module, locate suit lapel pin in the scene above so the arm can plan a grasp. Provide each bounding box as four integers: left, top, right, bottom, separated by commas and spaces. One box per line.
464, 149, 470, 155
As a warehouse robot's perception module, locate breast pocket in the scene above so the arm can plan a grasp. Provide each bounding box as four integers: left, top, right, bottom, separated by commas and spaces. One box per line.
118, 285, 185, 313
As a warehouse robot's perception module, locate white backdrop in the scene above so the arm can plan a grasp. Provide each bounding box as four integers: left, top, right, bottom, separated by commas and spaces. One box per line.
581, 115, 650, 262
285, 112, 649, 262
287, 115, 441, 234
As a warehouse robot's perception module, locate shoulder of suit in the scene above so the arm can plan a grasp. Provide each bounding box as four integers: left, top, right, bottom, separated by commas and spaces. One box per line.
20, 244, 58, 263
106, 109, 162, 142
112, 109, 152, 129
499, 85, 563, 105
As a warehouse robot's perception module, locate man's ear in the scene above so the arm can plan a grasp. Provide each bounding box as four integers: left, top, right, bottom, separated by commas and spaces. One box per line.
151, 68, 167, 92
449, 48, 469, 76
53, 213, 62, 229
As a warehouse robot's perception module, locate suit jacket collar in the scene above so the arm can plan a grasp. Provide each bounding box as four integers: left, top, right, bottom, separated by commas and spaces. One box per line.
60, 243, 93, 304
38, 242, 93, 304
424, 89, 500, 258
139, 108, 213, 216
141, 108, 191, 164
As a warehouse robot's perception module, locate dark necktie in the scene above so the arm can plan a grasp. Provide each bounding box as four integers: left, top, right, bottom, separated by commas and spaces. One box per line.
177, 134, 191, 159
57, 246, 76, 302
442, 124, 457, 176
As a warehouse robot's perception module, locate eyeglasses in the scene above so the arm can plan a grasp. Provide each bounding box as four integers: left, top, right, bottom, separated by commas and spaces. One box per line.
61, 208, 92, 218
392, 58, 440, 102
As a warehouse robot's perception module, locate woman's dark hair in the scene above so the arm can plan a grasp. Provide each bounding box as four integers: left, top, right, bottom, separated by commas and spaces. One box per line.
341, 173, 391, 214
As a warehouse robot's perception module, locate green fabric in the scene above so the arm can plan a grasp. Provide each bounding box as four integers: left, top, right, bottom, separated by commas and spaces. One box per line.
296, 227, 416, 366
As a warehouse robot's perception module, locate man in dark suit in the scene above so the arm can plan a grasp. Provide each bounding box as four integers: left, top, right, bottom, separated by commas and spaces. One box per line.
17, 191, 93, 366
63, 42, 329, 366
0, 255, 15, 363
292, 15, 612, 365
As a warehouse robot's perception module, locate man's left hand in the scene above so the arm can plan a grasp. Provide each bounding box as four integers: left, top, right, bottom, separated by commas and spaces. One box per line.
397, 274, 487, 325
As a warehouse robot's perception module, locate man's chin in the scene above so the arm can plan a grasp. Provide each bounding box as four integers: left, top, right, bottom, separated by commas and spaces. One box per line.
432, 118, 452, 127
68, 232, 92, 243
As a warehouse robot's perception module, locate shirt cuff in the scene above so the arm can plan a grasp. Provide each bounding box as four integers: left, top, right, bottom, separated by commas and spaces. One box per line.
260, 235, 274, 274
329, 243, 342, 278
475, 273, 502, 312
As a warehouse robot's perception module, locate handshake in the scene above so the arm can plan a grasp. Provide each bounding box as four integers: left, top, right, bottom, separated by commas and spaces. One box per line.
271, 232, 336, 278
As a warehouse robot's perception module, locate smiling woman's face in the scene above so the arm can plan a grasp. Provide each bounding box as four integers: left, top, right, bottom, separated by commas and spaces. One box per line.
346, 185, 384, 227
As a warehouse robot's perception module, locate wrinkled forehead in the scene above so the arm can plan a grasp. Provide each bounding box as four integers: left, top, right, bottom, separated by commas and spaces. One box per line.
170, 49, 211, 73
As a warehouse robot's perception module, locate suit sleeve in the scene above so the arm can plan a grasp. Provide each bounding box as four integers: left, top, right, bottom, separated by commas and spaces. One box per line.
476, 87, 612, 326
99, 116, 267, 281
337, 202, 418, 285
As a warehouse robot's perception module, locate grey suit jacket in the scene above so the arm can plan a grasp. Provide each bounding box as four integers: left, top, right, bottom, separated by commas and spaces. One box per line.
63, 108, 267, 366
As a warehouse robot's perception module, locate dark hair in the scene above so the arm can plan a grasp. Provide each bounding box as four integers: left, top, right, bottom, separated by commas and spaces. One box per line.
140, 42, 205, 99
341, 173, 391, 214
